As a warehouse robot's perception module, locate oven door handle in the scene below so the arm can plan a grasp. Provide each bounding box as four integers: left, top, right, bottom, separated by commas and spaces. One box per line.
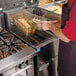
39, 63, 49, 71
11, 65, 32, 76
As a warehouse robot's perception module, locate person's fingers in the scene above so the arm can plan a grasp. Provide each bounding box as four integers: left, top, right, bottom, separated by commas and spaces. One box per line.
50, 20, 59, 24
41, 21, 50, 30
37, 21, 43, 30
42, 26, 49, 31
37, 21, 51, 30
51, 20, 58, 23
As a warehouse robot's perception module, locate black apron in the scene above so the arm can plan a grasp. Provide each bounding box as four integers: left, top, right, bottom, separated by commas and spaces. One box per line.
58, 1, 76, 76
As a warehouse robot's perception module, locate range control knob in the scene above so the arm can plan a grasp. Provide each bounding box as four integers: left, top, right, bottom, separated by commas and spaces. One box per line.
18, 64, 22, 69
25, 60, 29, 65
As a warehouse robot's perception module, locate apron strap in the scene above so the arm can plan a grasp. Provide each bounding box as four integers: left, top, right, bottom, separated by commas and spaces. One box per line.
70, 0, 76, 11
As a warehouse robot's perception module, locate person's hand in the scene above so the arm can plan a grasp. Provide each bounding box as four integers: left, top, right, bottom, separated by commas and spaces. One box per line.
52, 20, 61, 28
37, 21, 58, 31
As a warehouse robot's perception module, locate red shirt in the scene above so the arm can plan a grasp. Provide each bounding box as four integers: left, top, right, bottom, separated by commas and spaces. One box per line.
62, 0, 76, 42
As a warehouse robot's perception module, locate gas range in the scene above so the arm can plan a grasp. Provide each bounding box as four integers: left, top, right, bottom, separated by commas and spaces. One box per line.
0, 28, 28, 60
0, 28, 36, 76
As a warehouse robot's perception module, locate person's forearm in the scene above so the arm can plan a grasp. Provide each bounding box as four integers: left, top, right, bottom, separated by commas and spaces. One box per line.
50, 25, 70, 43
49, 20, 61, 28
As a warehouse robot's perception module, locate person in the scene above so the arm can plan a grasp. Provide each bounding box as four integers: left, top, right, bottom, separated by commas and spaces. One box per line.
37, 0, 76, 76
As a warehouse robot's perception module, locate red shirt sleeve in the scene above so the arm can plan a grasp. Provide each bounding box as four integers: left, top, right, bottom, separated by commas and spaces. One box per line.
62, 3, 76, 42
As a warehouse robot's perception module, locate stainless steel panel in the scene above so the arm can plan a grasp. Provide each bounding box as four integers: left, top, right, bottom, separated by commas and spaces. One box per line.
0, 47, 36, 73
4, 61, 34, 76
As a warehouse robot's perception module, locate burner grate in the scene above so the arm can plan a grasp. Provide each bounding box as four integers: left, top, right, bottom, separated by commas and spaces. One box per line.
0, 28, 28, 60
